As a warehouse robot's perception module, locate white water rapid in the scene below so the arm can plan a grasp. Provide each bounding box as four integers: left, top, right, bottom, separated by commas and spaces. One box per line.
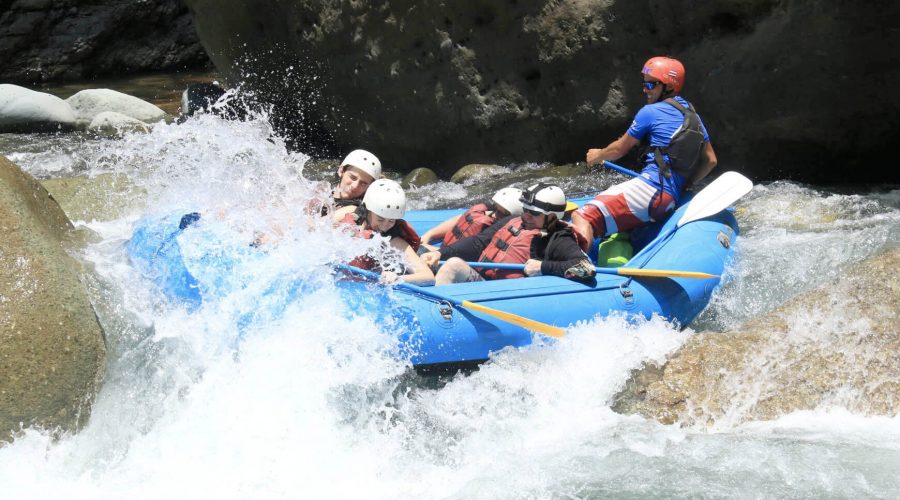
1, 109, 898, 498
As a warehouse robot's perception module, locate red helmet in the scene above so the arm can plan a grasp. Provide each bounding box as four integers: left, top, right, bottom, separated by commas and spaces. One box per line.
642, 56, 685, 93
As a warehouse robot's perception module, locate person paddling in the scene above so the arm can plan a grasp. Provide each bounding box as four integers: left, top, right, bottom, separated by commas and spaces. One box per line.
420, 183, 594, 285
572, 56, 718, 247
339, 179, 435, 285
419, 187, 524, 251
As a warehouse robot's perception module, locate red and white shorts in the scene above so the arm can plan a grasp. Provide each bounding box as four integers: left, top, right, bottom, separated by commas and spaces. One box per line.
575, 178, 676, 238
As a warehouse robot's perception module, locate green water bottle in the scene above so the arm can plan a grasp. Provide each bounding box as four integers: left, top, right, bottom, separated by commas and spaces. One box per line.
597, 232, 633, 267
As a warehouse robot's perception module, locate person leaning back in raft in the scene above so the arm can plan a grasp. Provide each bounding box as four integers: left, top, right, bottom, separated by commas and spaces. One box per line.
419, 187, 524, 252
339, 179, 435, 286
420, 183, 595, 285
309, 149, 382, 222
571, 56, 719, 248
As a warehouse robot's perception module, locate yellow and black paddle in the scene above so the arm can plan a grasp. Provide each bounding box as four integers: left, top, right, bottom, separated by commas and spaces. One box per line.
336, 264, 566, 337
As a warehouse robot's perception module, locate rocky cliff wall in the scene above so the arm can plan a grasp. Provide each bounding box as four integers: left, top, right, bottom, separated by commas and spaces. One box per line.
0, 0, 210, 83
183, 0, 900, 183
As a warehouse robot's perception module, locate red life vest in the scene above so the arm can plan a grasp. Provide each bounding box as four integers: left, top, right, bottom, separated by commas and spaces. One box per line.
339, 212, 421, 270
477, 217, 541, 279
443, 203, 495, 246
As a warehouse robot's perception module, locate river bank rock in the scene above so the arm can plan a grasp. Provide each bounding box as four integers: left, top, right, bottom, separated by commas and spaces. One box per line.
66, 89, 166, 128
402, 168, 439, 189
88, 111, 150, 136
0, 83, 76, 132
183, 0, 900, 183
613, 248, 900, 427
0, 155, 106, 442
39, 173, 147, 223
0, 0, 210, 84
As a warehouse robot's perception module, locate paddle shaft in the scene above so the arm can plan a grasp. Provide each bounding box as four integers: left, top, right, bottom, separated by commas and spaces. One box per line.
599, 160, 640, 178
457, 261, 718, 279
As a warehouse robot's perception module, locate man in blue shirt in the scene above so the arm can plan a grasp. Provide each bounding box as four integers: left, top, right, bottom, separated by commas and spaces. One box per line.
572, 56, 718, 247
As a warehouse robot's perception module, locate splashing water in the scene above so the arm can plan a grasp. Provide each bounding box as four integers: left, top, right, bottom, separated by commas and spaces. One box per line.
1, 106, 899, 497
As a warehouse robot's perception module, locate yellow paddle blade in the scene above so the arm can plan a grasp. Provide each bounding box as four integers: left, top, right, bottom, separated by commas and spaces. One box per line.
615, 267, 719, 279
460, 300, 566, 338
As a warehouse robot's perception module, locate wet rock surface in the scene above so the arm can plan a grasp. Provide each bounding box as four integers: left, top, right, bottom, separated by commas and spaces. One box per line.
0, 155, 106, 442
0, 0, 210, 84
614, 247, 900, 426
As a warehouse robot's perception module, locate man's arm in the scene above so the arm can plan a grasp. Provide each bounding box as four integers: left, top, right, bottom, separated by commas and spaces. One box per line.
539, 235, 587, 278
586, 133, 641, 167
438, 215, 510, 261
421, 214, 462, 244
688, 141, 718, 187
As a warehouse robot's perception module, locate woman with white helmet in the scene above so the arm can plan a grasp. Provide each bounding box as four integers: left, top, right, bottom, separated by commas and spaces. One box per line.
420, 183, 594, 285
339, 179, 435, 285
319, 149, 383, 222
419, 187, 525, 251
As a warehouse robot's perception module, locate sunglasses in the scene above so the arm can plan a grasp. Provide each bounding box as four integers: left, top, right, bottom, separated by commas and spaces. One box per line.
642, 80, 662, 90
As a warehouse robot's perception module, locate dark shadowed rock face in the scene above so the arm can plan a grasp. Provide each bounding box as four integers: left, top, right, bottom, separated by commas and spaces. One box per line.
0, 0, 210, 84
184, 0, 900, 183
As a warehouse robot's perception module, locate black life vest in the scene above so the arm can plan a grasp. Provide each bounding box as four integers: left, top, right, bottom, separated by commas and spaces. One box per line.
650, 98, 706, 180
320, 195, 364, 217
443, 202, 495, 246
477, 217, 541, 279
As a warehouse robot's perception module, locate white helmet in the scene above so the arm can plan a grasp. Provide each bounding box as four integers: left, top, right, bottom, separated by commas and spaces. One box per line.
362, 179, 407, 219
492, 187, 524, 216
340, 149, 382, 180
520, 183, 567, 219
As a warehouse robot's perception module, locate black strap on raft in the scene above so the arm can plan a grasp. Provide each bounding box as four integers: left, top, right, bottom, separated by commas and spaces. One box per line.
653, 98, 705, 180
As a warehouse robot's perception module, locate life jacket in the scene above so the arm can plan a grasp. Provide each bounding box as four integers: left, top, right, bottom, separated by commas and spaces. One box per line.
477, 217, 541, 279
650, 98, 706, 180
339, 210, 422, 270
443, 202, 495, 246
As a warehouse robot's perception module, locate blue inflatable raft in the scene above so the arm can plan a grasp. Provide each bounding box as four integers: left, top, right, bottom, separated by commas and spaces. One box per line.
128, 192, 740, 370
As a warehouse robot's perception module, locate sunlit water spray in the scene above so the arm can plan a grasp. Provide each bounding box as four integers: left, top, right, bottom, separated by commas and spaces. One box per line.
1, 107, 899, 497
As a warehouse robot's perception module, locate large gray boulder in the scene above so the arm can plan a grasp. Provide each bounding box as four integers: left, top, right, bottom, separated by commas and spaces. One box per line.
66, 89, 166, 128
0, 83, 76, 132
0, 155, 106, 442
183, 0, 900, 183
614, 248, 900, 426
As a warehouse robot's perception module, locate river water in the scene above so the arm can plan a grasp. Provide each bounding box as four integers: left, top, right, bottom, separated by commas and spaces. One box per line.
1, 85, 899, 498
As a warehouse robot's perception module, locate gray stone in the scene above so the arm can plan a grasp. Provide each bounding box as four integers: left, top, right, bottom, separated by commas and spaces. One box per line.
614, 248, 900, 426
39, 173, 147, 223
0, 84, 76, 132
402, 167, 439, 189
0, 155, 106, 442
66, 89, 166, 128
87, 111, 150, 136
450, 164, 505, 184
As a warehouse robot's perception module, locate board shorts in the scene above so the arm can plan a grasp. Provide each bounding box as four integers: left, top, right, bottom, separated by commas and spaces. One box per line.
574, 177, 676, 239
